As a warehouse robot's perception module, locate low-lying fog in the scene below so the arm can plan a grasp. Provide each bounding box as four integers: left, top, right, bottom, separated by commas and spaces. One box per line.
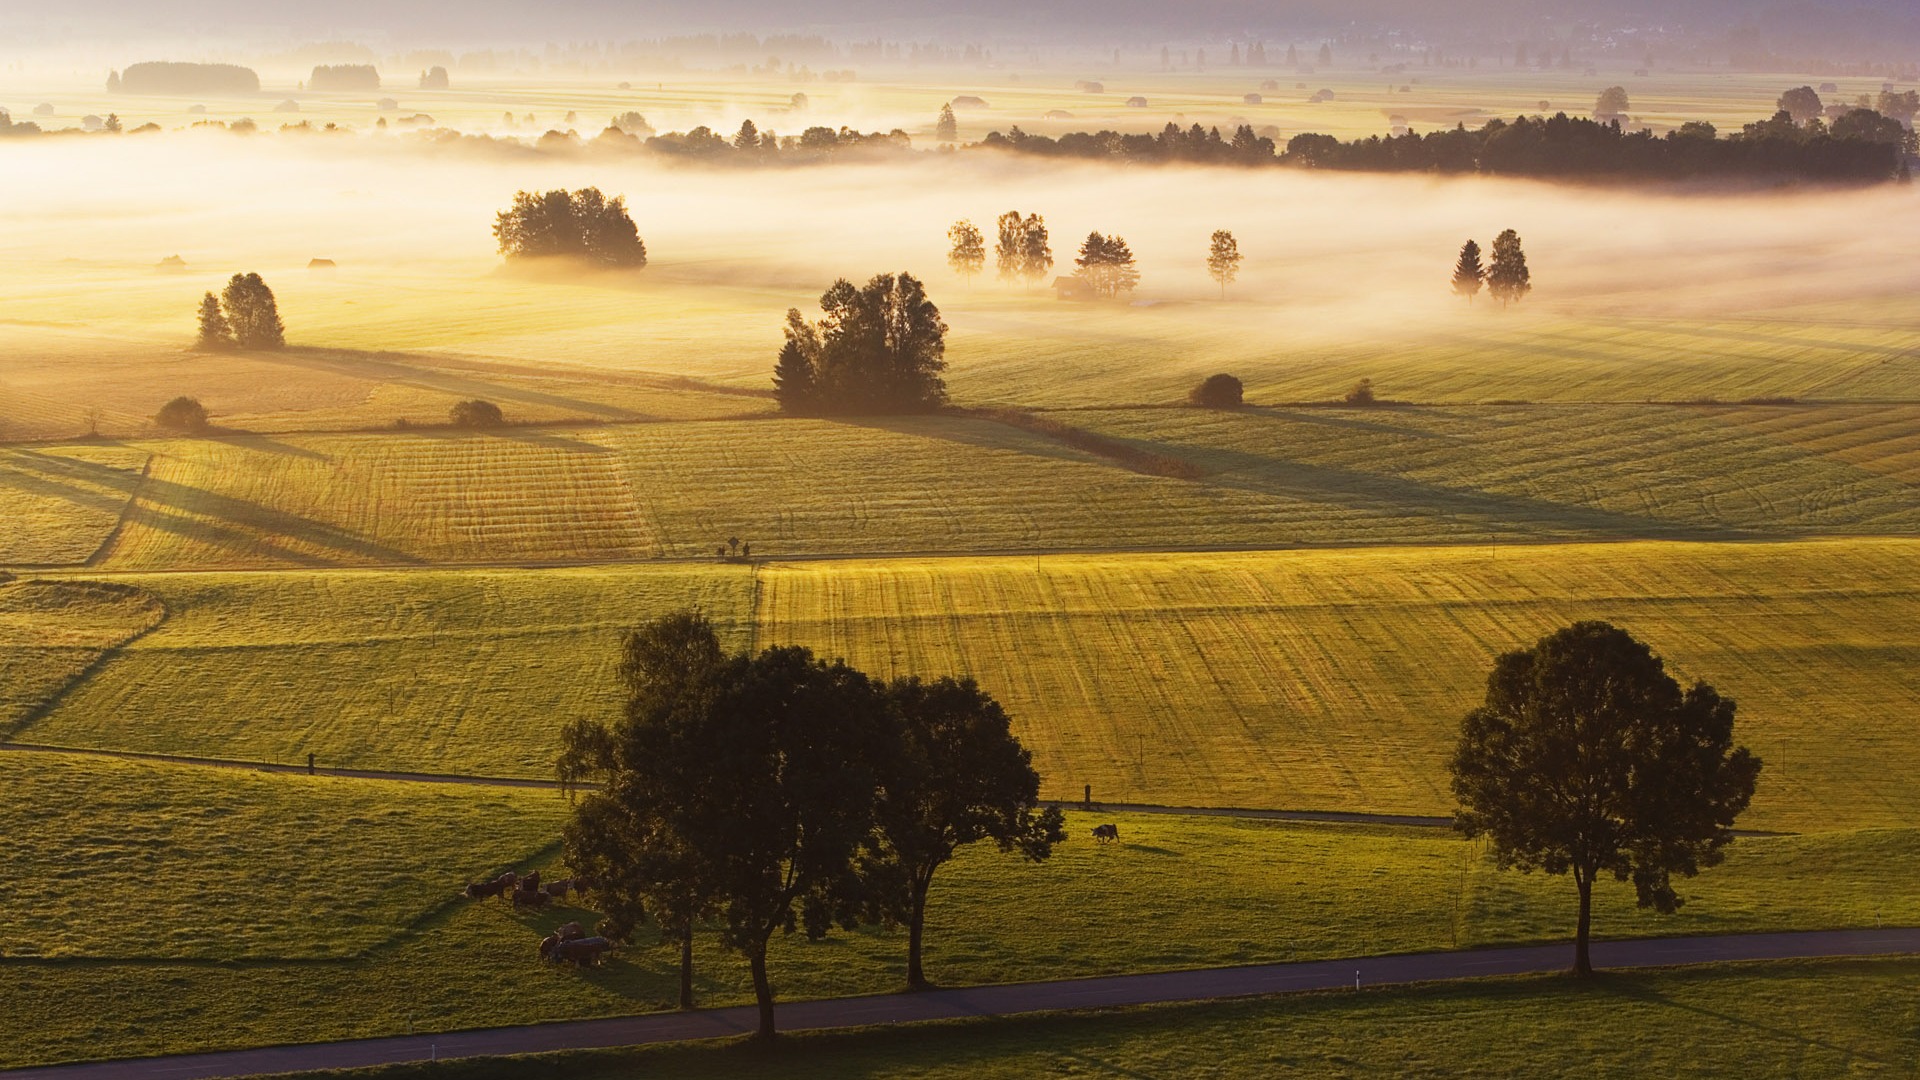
4, 132, 1918, 358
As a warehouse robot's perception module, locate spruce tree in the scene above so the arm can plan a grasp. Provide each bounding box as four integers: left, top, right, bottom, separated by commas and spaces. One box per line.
772, 309, 819, 414
1487, 229, 1532, 307
1451, 239, 1485, 303
1206, 229, 1243, 298
935, 103, 958, 142
195, 291, 233, 349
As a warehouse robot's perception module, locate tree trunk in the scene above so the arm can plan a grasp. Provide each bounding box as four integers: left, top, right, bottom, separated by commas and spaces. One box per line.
1573, 866, 1594, 977
748, 939, 776, 1040
906, 872, 933, 990
678, 924, 695, 1010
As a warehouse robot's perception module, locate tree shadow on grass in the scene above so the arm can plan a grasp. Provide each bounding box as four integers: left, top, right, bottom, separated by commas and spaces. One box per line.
1594, 965, 1901, 1066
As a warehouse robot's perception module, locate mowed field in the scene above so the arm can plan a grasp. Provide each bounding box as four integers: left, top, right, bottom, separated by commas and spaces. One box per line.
5, 539, 1917, 831
2, 749, 1915, 1068
5, 402, 1920, 570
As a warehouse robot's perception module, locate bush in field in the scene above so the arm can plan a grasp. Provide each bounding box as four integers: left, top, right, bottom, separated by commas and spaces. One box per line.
154, 396, 209, 433
1189, 373, 1244, 408
220, 273, 285, 348
449, 400, 505, 428
493, 188, 648, 268
774, 273, 947, 415
1344, 378, 1376, 406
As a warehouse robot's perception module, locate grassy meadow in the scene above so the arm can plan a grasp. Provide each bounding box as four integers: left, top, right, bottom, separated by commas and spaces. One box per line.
2, 749, 1915, 1068
1, 539, 1915, 830
0, 576, 163, 730
295, 957, 1920, 1080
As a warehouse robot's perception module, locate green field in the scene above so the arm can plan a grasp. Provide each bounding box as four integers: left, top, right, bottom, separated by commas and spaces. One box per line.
15, 539, 1914, 830
295, 957, 1920, 1080
2, 749, 1915, 1068
0, 577, 163, 730
7, 403, 1920, 571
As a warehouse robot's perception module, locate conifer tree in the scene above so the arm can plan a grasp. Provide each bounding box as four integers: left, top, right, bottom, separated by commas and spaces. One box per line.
195, 291, 233, 349
1206, 229, 1242, 298
1074, 232, 1140, 298
1451, 239, 1485, 302
773, 309, 820, 414
732, 119, 761, 151
935, 103, 958, 142
1487, 229, 1532, 307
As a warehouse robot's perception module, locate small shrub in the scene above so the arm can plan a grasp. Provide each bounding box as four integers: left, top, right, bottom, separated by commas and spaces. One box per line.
154, 396, 209, 432
1189, 373, 1244, 408
1343, 378, 1377, 406
449, 399, 505, 428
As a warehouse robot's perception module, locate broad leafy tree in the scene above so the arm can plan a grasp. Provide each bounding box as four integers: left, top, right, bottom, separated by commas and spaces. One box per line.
560, 612, 730, 1009
863, 677, 1065, 989
1778, 86, 1824, 125
947, 220, 986, 286
195, 292, 233, 349
772, 273, 947, 415
448, 399, 505, 428
1189, 373, 1243, 407
493, 187, 648, 268
1206, 230, 1242, 298
994, 211, 1052, 288
1450, 621, 1761, 976
154, 396, 209, 433
220, 273, 284, 348
1593, 86, 1630, 120
1486, 229, 1530, 307
1451, 239, 1484, 302
1073, 232, 1140, 298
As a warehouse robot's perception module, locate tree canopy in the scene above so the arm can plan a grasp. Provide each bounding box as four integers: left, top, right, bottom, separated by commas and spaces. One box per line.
994, 212, 1053, 287
220, 273, 284, 349
1206, 230, 1242, 298
1189, 373, 1244, 408
772, 272, 948, 415
195, 292, 232, 349
1073, 232, 1140, 298
493, 187, 649, 268
154, 396, 209, 433
1486, 230, 1531, 307
1450, 621, 1761, 975
947, 220, 985, 285
448, 400, 505, 428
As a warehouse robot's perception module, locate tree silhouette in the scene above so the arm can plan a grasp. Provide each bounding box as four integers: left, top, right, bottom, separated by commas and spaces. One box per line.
1189, 373, 1244, 407
220, 273, 284, 349
449, 400, 505, 428
154, 396, 210, 433
1073, 232, 1140, 298
863, 677, 1064, 989
994, 211, 1052, 288
947, 220, 986, 286
1344, 377, 1376, 405
1486, 229, 1531, 307
732, 119, 761, 151
935, 104, 958, 142
493, 188, 648, 268
1778, 86, 1824, 124
1450, 622, 1761, 975
1594, 86, 1630, 120
1206, 230, 1242, 298
773, 273, 947, 415
195, 292, 233, 349
1451, 239, 1485, 302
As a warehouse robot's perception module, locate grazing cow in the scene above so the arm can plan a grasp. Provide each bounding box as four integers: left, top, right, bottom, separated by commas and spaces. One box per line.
548, 937, 612, 967
553, 921, 586, 943
512, 881, 550, 910
463, 872, 516, 900
1091, 823, 1120, 844
544, 878, 574, 899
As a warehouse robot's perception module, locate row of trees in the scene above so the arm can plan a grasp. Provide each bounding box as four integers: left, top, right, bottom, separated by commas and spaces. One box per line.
773, 273, 948, 415
195, 273, 285, 349
984, 108, 1914, 181
559, 612, 1064, 1038
493, 188, 648, 268
1450, 231, 1531, 306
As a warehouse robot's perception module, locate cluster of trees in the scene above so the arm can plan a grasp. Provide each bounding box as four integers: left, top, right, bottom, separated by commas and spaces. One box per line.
591, 119, 911, 161
195, 273, 285, 349
1073, 233, 1140, 298
994, 211, 1054, 287
112, 62, 259, 95
1450, 231, 1531, 306
982, 123, 1278, 165
418, 66, 450, 90
493, 188, 648, 268
559, 612, 1064, 1037
950, 220, 1244, 302
308, 65, 380, 91
982, 108, 1912, 182
773, 273, 948, 415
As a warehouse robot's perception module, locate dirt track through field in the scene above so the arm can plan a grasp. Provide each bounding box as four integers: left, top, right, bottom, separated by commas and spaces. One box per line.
2, 929, 1914, 1080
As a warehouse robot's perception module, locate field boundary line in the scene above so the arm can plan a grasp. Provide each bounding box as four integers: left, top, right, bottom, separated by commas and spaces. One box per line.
2, 929, 1915, 1079
80, 453, 154, 568
0, 596, 169, 743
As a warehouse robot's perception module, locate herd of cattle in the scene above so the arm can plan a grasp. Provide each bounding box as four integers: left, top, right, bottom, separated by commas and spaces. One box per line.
462, 869, 611, 966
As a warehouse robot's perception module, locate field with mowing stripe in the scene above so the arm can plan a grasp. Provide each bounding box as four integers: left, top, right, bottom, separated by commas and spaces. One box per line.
303, 957, 1920, 1080
2, 750, 1915, 1068
8, 539, 1920, 829
0, 445, 149, 564
10, 402, 1920, 570
0, 578, 163, 732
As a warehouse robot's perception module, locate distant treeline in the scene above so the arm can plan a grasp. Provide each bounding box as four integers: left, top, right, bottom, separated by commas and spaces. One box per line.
981, 110, 1916, 183
309, 65, 381, 91
114, 62, 259, 95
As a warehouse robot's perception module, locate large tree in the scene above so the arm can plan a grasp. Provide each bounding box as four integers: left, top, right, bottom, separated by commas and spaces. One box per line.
772, 272, 948, 415
220, 273, 284, 349
1205, 230, 1242, 298
994, 211, 1052, 288
1486, 229, 1530, 307
947, 220, 986, 286
1449, 621, 1761, 976
1778, 86, 1824, 125
1450, 239, 1484, 302
1073, 232, 1140, 298
493, 187, 648, 268
1593, 86, 1630, 120
559, 612, 730, 1010
195, 292, 233, 349
863, 677, 1065, 989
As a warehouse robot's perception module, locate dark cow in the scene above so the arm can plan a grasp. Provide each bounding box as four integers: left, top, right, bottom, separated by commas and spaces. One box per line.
463, 871, 517, 900
552, 921, 587, 943
511, 880, 550, 910
544, 878, 575, 899
545, 936, 613, 967
1091, 823, 1120, 844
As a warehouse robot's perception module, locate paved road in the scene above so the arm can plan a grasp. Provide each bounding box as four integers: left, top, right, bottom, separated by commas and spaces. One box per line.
5, 928, 1914, 1080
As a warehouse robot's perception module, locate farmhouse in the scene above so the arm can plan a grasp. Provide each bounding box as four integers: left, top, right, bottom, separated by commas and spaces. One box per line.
1052, 276, 1097, 300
